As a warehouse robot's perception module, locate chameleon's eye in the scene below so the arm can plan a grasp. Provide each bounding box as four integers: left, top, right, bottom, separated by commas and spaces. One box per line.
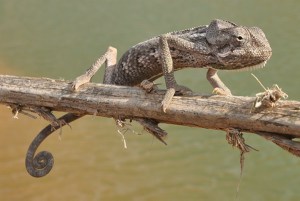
237, 36, 243, 41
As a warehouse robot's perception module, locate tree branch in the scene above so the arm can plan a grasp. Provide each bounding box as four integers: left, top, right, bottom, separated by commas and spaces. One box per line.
1, 75, 300, 157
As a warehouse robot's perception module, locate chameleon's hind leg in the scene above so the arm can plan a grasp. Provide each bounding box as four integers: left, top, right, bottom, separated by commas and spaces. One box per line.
72, 46, 117, 90
158, 34, 210, 112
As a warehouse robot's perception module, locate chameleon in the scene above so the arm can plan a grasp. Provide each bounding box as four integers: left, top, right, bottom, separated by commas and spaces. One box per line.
25, 19, 272, 177
71, 18, 272, 140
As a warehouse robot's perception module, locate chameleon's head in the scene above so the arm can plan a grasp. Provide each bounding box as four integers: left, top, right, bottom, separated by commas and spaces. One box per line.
206, 19, 272, 70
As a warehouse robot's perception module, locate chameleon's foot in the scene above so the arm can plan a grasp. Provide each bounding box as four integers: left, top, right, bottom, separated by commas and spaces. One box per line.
140, 80, 158, 93
71, 75, 91, 91
212, 87, 232, 96
162, 85, 193, 112
161, 88, 176, 113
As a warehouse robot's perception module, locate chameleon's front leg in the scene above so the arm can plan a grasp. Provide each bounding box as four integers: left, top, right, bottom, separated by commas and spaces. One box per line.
158, 35, 196, 112
206, 68, 232, 95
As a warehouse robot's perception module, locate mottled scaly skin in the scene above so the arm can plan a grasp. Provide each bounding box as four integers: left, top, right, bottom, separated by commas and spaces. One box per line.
113, 26, 211, 85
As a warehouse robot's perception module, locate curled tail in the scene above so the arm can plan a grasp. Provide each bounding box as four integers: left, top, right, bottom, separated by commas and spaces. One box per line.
25, 113, 83, 177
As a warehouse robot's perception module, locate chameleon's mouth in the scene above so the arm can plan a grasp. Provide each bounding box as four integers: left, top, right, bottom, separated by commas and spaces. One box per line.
216, 47, 271, 71
231, 60, 268, 72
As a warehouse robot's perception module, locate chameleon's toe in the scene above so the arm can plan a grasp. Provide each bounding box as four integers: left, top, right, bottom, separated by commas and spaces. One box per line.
161, 85, 193, 112
174, 85, 193, 96
71, 82, 80, 91
212, 87, 231, 96
71, 81, 83, 91
140, 80, 156, 93
161, 88, 176, 113
70, 75, 91, 91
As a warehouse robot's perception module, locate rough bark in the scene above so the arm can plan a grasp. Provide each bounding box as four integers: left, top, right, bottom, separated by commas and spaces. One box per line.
0, 75, 300, 157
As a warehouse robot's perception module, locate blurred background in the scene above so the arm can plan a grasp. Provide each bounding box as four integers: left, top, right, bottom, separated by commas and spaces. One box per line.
0, 0, 299, 200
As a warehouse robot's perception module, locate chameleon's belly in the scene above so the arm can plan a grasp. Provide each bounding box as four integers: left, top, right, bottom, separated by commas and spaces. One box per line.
112, 62, 163, 86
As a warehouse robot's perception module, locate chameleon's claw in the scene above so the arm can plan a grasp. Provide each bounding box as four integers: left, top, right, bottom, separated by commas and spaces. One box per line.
174, 85, 193, 96
71, 82, 79, 91
140, 80, 159, 93
71, 75, 91, 91
212, 87, 232, 96
161, 85, 193, 112
161, 88, 176, 113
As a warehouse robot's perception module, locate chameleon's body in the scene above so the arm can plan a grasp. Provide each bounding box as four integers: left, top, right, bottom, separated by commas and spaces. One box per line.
26, 19, 272, 177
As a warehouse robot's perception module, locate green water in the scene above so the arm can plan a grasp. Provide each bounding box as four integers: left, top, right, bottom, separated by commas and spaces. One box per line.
0, 1, 300, 200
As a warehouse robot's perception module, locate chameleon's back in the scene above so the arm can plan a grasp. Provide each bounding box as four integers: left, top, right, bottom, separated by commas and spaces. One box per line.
112, 25, 209, 86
